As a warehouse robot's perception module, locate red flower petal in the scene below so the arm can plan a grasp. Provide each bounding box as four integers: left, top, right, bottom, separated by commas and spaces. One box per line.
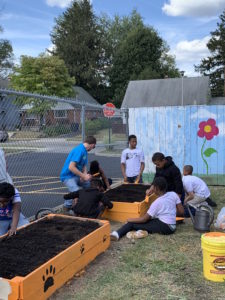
197, 129, 205, 138
205, 132, 214, 140
199, 121, 206, 129
207, 119, 216, 126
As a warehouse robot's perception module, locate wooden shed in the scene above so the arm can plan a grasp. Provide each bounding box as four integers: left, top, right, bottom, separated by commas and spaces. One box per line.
122, 77, 225, 185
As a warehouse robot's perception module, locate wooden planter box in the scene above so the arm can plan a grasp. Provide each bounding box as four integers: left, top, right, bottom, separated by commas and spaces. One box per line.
1, 214, 110, 300
102, 183, 158, 222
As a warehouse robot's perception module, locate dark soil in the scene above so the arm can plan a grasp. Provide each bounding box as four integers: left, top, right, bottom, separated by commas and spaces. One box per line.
0, 216, 100, 279
105, 184, 151, 203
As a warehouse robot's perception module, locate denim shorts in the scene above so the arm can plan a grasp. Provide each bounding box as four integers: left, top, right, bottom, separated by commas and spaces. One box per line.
63, 177, 90, 208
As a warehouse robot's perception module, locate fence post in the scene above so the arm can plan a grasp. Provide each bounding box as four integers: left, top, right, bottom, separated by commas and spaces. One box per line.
125, 109, 129, 147
81, 105, 85, 142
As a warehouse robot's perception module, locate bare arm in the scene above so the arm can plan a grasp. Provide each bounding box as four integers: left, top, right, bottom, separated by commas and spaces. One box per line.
69, 162, 91, 181
121, 163, 127, 182
9, 202, 21, 236
127, 213, 151, 224
136, 162, 145, 182
99, 167, 110, 189
146, 185, 154, 196
184, 192, 194, 205
176, 203, 184, 217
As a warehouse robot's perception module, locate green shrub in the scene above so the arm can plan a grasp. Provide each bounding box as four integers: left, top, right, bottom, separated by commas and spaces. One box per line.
43, 125, 71, 137
85, 118, 109, 134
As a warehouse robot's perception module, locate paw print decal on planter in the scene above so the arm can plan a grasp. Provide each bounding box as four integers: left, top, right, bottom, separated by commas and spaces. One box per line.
42, 265, 56, 292
80, 243, 85, 254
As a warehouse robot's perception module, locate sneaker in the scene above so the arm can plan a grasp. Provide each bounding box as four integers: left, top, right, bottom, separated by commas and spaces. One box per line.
110, 231, 119, 241
126, 231, 136, 239
205, 197, 217, 207
134, 230, 148, 239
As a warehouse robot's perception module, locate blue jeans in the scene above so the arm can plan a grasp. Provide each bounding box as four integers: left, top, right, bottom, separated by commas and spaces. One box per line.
127, 175, 143, 183
63, 177, 90, 208
0, 213, 29, 236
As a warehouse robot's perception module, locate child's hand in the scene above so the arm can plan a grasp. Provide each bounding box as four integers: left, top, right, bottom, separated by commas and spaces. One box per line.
8, 227, 17, 236
146, 186, 153, 196
82, 173, 92, 181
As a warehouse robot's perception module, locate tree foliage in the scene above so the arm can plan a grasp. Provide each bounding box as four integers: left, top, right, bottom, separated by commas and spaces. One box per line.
0, 25, 13, 79
50, 4, 179, 107
10, 54, 75, 116
109, 26, 179, 106
196, 10, 225, 97
50, 0, 101, 94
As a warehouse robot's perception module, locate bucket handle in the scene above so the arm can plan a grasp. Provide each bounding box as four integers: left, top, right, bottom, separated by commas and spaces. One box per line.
199, 204, 214, 226
187, 204, 195, 225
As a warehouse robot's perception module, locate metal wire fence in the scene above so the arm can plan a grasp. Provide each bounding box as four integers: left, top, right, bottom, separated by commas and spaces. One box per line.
0, 88, 128, 217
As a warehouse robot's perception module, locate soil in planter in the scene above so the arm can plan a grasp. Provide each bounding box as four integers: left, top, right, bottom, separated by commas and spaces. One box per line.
105, 184, 151, 203
0, 216, 100, 279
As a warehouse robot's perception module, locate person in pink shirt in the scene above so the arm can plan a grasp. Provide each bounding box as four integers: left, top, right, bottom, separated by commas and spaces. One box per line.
110, 177, 184, 241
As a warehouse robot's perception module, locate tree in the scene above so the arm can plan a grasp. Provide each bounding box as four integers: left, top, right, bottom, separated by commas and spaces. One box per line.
50, 0, 102, 96
10, 54, 75, 124
0, 25, 13, 79
96, 10, 145, 103
109, 27, 180, 107
196, 10, 225, 97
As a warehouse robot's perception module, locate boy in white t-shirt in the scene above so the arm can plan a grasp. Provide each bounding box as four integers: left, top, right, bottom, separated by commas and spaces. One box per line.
182, 165, 216, 208
110, 177, 184, 241
121, 135, 145, 183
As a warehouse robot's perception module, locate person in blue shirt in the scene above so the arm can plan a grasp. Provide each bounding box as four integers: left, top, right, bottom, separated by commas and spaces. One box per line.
60, 136, 97, 211
0, 182, 29, 236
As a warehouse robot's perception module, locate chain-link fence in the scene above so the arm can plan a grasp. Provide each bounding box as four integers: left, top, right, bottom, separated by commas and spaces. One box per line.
0, 88, 128, 218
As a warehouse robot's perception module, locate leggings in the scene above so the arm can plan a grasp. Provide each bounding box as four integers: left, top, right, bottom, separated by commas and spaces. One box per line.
117, 218, 175, 238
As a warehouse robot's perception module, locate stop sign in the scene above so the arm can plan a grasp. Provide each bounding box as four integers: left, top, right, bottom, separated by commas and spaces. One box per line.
103, 102, 116, 117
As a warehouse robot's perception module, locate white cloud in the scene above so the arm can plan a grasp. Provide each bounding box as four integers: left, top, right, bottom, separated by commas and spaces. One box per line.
46, 0, 72, 8
190, 109, 217, 119
46, 0, 92, 8
1, 29, 49, 40
170, 36, 210, 76
217, 122, 225, 136
162, 0, 225, 18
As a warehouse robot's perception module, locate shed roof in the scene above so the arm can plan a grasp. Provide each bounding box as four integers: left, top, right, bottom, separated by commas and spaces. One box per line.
121, 77, 210, 108
21, 102, 74, 111
73, 86, 99, 106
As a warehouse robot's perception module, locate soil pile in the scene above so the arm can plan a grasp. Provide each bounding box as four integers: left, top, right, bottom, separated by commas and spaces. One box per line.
0, 216, 100, 279
105, 184, 151, 203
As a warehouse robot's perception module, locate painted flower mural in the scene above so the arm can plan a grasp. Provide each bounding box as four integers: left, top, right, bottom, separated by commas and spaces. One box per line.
197, 118, 219, 175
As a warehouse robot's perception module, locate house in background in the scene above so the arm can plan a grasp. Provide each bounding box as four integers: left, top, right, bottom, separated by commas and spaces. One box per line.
0, 79, 21, 130
122, 77, 225, 185
20, 86, 103, 130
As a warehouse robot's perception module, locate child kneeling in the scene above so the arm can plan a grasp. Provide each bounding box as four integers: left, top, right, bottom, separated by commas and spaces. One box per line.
64, 178, 113, 218
111, 177, 184, 241
0, 182, 29, 236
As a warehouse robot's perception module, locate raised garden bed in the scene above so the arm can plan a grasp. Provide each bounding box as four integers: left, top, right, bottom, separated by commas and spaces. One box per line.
102, 183, 158, 222
0, 214, 110, 300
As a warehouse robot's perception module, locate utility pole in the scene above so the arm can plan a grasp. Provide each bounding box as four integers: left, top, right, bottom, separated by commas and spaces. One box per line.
180, 71, 185, 106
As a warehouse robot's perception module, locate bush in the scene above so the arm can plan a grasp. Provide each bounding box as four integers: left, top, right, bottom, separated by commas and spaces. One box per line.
85, 118, 109, 134
43, 125, 71, 137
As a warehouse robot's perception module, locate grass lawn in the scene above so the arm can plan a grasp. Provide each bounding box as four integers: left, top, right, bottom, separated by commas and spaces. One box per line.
50, 187, 225, 300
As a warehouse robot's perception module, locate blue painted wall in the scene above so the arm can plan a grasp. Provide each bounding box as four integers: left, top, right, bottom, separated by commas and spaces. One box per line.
129, 105, 225, 185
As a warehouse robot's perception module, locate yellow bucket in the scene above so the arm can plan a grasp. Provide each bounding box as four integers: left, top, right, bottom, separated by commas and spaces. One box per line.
201, 232, 225, 282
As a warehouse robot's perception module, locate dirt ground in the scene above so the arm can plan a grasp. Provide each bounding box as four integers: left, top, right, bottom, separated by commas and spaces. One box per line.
105, 184, 151, 202
49, 221, 127, 299
0, 216, 100, 279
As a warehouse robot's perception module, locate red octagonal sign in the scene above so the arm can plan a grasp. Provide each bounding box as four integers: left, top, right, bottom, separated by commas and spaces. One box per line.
103, 102, 116, 117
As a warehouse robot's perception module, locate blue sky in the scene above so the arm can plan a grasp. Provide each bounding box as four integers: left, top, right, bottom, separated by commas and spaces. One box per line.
0, 0, 225, 76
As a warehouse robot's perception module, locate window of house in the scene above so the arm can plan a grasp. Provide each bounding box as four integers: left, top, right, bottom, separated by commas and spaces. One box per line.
54, 110, 67, 119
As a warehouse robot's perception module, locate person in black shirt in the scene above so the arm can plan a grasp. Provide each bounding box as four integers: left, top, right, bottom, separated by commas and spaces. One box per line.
146, 152, 183, 197
63, 178, 113, 218
89, 160, 112, 191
